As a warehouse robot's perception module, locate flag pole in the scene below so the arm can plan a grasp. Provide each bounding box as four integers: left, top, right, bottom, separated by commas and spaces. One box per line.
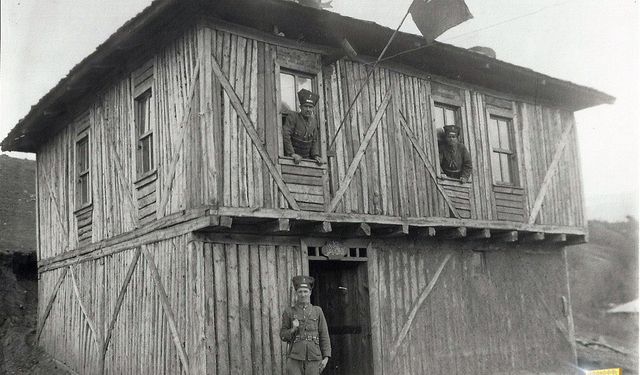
327, 7, 412, 151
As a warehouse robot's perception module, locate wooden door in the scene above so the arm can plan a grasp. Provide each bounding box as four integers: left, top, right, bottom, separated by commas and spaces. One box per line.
309, 260, 373, 375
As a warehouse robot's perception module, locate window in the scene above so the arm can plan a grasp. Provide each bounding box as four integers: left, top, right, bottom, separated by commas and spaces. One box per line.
279, 70, 314, 116
488, 115, 516, 184
135, 89, 154, 176
278, 69, 319, 160
76, 133, 91, 207
433, 102, 461, 142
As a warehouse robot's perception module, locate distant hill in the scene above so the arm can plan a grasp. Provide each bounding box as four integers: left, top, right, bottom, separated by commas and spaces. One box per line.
567, 218, 638, 372
0, 155, 36, 254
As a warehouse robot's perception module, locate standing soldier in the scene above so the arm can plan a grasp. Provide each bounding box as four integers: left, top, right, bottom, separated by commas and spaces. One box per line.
280, 275, 331, 375
282, 89, 323, 165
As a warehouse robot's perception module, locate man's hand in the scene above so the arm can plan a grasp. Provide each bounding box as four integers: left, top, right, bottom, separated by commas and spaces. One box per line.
319, 357, 329, 372
292, 154, 303, 164
314, 156, 323, 166
292, 318, 300, 330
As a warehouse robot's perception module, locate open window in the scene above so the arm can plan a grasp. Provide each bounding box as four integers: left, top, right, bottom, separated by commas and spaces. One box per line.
273, 47, 327, 211
278, 68, 319, 161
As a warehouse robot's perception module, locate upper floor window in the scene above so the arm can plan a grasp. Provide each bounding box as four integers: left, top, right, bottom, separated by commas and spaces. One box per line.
135, 89, 154, 176
433, 102, 461, 142
488, 115, 517, 185
280, 70, 314, 116
279, 69, 320, 162
75, 131, 91, 207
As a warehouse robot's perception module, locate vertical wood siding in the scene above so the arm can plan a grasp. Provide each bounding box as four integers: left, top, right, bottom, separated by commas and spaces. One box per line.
369, 240, 577, 374
35, 24, 587, 260
37, 234, 307, 375
197, 238, 307, 375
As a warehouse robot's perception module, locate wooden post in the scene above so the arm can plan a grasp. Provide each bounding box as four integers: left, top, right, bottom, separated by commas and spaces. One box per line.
412, 226, 436, 237
440, 227, 467, 239
259, 218, 290, 233
467, 228, 491, 240
494, 231, 518, 242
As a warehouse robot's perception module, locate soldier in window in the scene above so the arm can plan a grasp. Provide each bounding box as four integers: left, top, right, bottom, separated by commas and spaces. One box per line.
283, 89, 322, 165
439, 125, 472, 183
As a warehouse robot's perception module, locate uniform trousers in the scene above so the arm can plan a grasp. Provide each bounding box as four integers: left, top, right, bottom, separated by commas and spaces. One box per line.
286, 358, 322, 375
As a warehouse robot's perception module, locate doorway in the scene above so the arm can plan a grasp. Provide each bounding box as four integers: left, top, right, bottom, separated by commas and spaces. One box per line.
309, 257, 373, 375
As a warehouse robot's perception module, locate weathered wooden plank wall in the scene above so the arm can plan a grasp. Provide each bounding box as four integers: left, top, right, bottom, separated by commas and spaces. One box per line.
34, 23, 587, 261
324, 58, 585, 227
194, 235, 307, 375
369, 240, 577, 374
38, 234, 198, 374
518, 103, 584, 227
37, 233, 307, 375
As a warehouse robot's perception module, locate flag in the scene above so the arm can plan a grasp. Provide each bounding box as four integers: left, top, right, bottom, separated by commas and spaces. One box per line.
409, 0, 473, 42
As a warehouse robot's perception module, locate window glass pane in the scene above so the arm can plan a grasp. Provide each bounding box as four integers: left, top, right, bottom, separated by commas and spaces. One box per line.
434, 106, 445, 129
82, 175, 89, 204
500, 153, 512, 183
140, 135, 153, 174
491, 152, 501, 184
77, 137, 88, 172
297, 76, 312, 94
280, 73, 296, 113
488, 117, 499, 149
498, 119, 511, 150
444, 108, 456, 126
135, 91, 151, 136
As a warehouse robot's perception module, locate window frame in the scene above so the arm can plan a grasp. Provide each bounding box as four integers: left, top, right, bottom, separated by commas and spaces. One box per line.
276, 65, 322, 162
132, 60, 156, 181
486, 105, 520, 187
430, 93, 467, 178
75, 126, 92, 210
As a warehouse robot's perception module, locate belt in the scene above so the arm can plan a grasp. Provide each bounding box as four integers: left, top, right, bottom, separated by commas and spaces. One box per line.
293, 334, 319, 344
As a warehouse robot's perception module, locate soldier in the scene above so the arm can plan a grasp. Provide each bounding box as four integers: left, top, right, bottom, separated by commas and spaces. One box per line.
282, 89, 323, 165
438, 125, 472, 183
280, 275, 331, 375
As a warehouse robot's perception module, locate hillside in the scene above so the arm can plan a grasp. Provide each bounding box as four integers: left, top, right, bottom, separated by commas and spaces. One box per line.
567, 218, 639, 372
0, 155, 36, 254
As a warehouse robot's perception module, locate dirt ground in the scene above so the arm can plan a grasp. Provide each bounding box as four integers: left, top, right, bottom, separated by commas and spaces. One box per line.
0, 254, 69, 374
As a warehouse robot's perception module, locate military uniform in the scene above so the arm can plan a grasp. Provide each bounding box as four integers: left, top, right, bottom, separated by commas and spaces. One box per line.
282, 89, 321, 159
282, 112, 320, 159
439, 142, 472, 179
280, 276, 331, 375
438, 125, 472, 180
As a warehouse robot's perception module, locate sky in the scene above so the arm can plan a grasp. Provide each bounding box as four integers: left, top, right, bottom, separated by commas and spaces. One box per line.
1, 0, 638, 221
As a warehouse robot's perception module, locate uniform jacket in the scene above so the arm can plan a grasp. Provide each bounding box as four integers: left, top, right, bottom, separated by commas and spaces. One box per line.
438, 142, 472, 179
280, 302, 331, 361
282, 112, 320, 159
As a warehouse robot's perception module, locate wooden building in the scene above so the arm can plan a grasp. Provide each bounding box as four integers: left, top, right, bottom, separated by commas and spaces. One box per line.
1, 0, 614, 374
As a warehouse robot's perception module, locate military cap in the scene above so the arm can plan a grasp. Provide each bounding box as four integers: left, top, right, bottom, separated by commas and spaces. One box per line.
292, 275, 315, 291
443, 125, 461, 136
297, 89, 319, 106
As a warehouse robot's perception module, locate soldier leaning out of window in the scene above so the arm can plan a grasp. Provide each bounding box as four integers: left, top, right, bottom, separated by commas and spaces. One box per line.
438, 125, 472, 183
283, 89, 323, 165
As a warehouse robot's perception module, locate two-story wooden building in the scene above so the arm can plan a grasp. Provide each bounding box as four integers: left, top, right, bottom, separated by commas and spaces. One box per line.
1, 0, 614, 374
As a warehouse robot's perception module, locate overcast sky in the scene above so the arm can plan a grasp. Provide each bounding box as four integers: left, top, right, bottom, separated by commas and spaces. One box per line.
1, 0, 637, 220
